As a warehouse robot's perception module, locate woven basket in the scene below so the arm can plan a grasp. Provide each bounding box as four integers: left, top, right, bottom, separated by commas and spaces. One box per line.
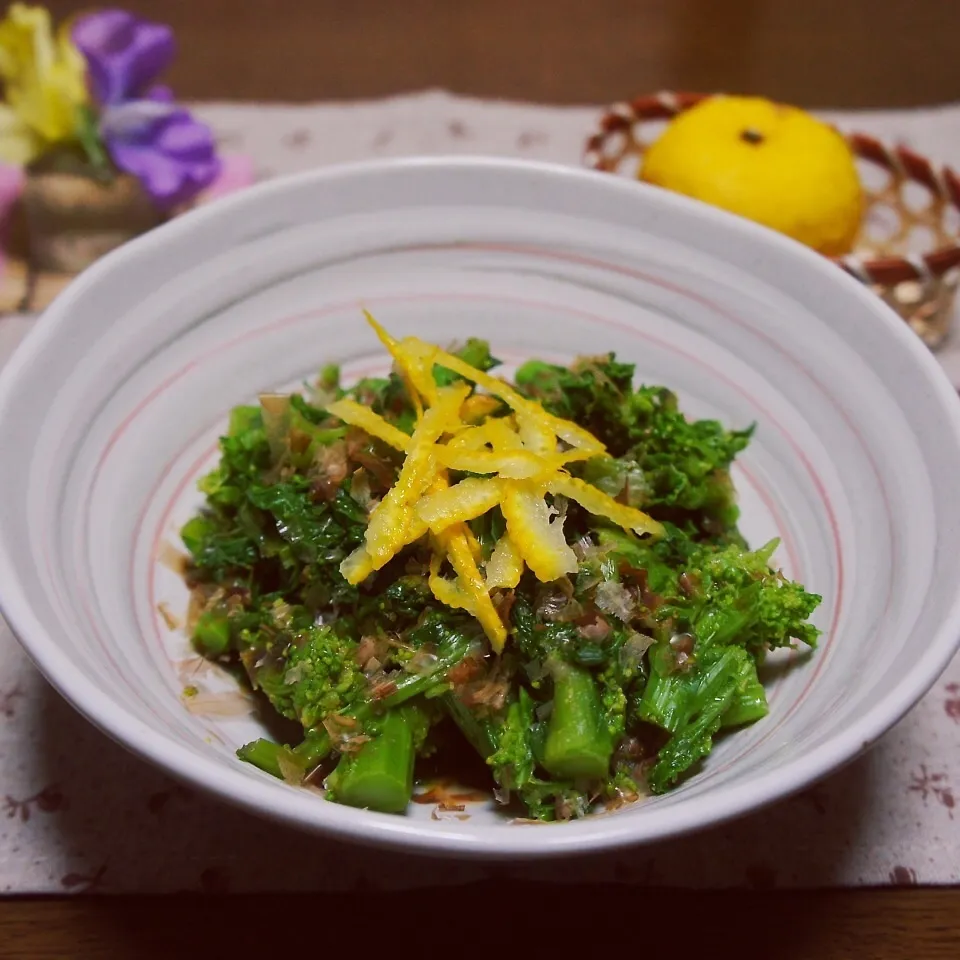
584, 92, 960, 350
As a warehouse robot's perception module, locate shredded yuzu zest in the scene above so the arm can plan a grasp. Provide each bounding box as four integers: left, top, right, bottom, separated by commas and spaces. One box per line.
331, 314, 664, 652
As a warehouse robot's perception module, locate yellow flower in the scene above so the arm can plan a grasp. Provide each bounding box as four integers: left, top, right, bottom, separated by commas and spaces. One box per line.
0, 103, 41, 163
0, 4, 88, 164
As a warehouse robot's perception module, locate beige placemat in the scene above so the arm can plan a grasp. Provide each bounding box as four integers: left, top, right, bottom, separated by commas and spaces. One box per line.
1, 91, 958, 893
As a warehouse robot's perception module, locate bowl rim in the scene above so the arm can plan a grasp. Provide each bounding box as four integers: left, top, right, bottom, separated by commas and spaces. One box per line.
2, 154, 960, 858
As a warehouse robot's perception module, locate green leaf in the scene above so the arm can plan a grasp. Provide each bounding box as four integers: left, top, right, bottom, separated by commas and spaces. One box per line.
247, 479, 347, 562
74, 105, 111, 176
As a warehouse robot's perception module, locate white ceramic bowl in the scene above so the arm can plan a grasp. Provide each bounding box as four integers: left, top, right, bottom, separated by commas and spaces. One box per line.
1, 157, 959, 858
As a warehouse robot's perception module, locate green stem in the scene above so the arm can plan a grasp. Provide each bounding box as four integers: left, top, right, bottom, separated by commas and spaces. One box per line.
75, 105, 111, 175
325, 706, 421, 813
542, 660, 613, 781
443, 692, 498, 759
292, 728, 332, 767
379, 632, 473, 708
720, 654, 769, 728
235, 727, 334, 781
236, 739, 298, 779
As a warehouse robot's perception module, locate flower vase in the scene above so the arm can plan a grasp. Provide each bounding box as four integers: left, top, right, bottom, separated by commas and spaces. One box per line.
20, 166, 163, 275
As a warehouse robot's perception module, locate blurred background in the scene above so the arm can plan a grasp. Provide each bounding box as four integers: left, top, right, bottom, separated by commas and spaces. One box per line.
40, 0, 960, 107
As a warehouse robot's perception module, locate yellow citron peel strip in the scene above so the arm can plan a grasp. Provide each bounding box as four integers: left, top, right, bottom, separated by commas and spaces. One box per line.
485, 533, 524, 589
428, 570, 474, 612
483, 417, 524, 451
428, 527, 505, 649
384, 326, 440, 406
423, 471, 506, 648
500, 482, 578, 582
416, 477, 508, 535
546, 474, 664, 539
460, 394, 501, 423
400, 346, 441, 409
340, 544, 375, 584
363, 309, 429, 415
436, 448, 556, 480
447, 417, 523, 452
440, 447, 597, 479
428, 547, 474, 612
325, 398, 411, 452
462, 524, 483, 564
553, 447, 599, 467
444, 524, 507, 651
358, 383, 469, 571
514, 405, 556, 455
359, 447, 434, 570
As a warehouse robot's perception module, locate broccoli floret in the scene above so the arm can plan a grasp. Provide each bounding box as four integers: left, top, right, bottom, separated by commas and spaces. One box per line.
684, 539, 822, 652
239, 615, 478, 788
180, 406, 272, 580
283, 625, 367, 729
485, 688, 589, 821
596, 528, 821, 653
622, 537, 818, 792
228, 601, 312, 719
488, 688, 538, 793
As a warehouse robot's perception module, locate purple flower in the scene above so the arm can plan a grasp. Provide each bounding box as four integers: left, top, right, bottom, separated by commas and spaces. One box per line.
71, 10, 220, 209
71, 9, 176, 106
100, 101, 221, 208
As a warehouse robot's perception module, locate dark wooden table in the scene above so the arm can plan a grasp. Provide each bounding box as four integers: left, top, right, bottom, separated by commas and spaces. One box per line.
4, 3, 960, 955
1, 887, 959, 957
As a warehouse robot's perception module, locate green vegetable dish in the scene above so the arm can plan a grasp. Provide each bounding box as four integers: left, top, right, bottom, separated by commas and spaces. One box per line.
181, 320, 821, 821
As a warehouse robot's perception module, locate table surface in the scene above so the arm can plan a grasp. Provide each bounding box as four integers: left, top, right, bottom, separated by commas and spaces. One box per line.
1, 888, 959, 958
2, 91, 960, 951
